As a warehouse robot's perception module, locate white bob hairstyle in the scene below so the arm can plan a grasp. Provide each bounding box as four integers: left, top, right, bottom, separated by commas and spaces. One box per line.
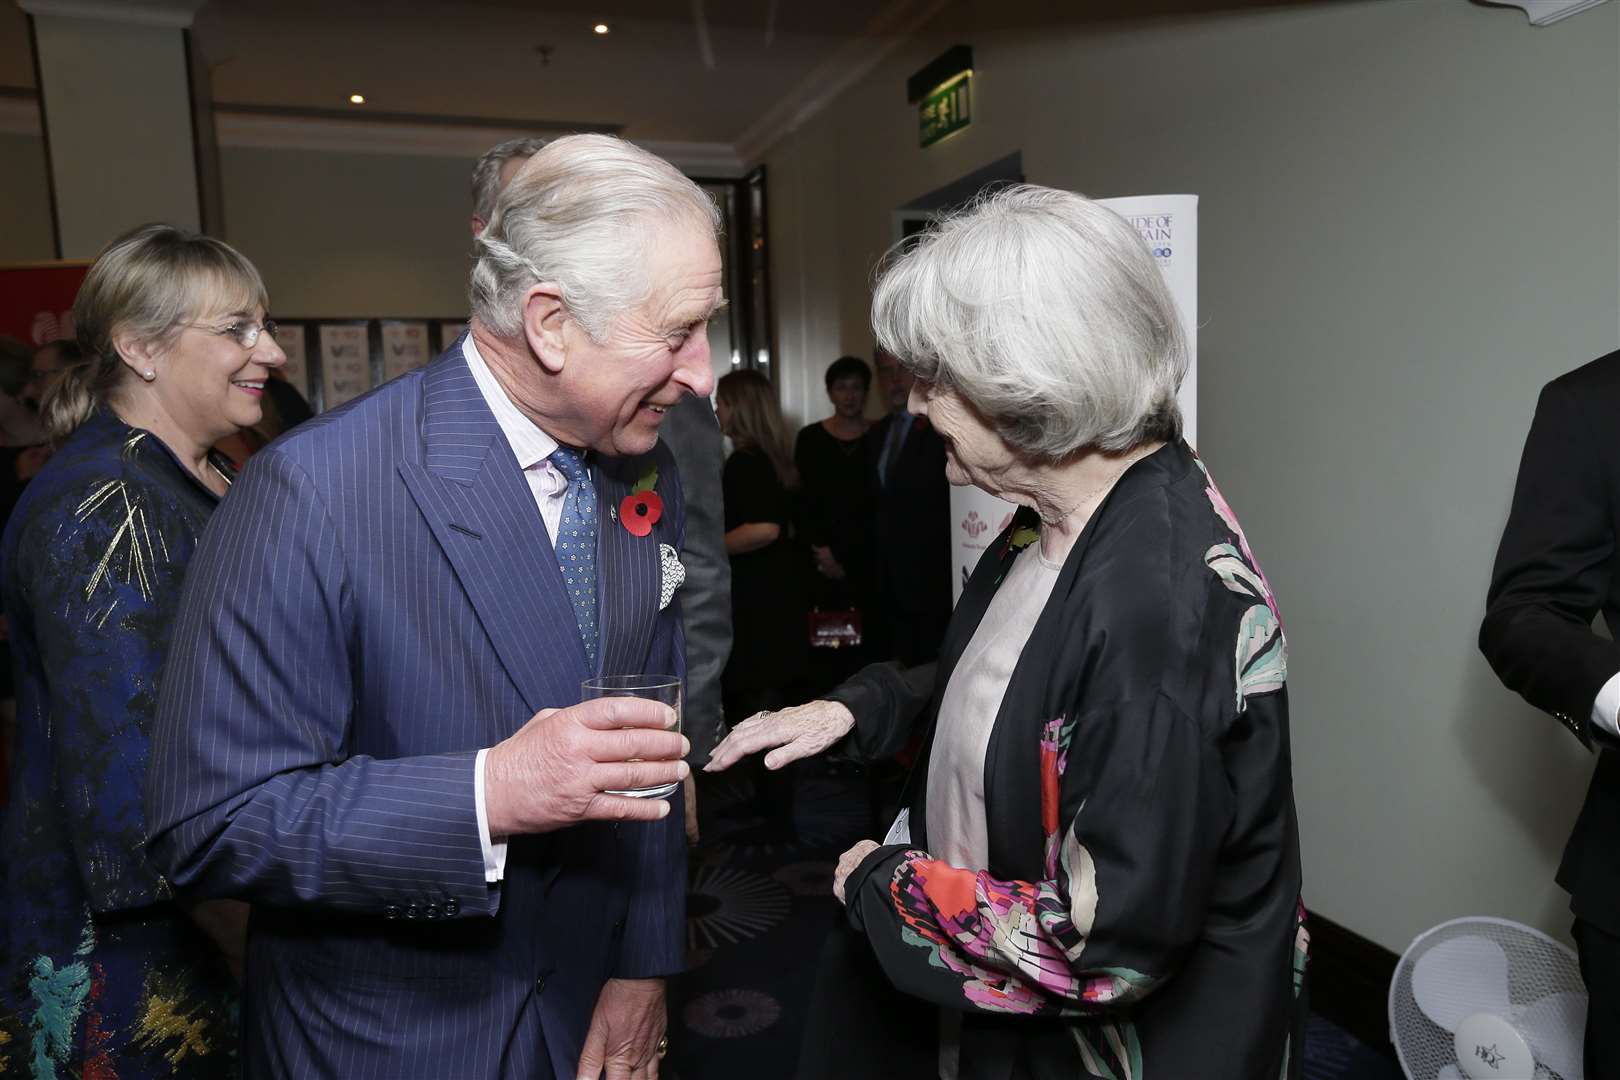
469, 134, 721, 342
872, 184, 1188, 458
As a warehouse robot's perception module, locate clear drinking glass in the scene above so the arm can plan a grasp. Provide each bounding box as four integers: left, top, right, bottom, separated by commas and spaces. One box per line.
583, 674, 683, 798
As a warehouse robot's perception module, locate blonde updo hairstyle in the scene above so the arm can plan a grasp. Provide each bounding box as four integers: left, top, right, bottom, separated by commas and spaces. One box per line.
46, 223, 268, 440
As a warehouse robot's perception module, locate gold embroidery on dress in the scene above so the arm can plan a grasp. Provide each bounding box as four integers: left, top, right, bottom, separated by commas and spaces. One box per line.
75, 481, 162, 605
132, 976, 213, 1066
71, 434, 170, 622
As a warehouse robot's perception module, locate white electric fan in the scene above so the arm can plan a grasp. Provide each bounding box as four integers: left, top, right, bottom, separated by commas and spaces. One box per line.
1389, 917, 1586, 1079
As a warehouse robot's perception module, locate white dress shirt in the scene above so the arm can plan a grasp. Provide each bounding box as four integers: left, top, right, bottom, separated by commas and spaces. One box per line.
463, 334, 574, 882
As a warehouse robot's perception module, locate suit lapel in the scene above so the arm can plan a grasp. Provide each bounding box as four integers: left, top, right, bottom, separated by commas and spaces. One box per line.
400, 347, 588, 715
593, 454, 661, 677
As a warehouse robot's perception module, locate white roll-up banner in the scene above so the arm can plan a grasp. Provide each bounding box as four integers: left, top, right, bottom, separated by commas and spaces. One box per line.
948, 194, 1198, 602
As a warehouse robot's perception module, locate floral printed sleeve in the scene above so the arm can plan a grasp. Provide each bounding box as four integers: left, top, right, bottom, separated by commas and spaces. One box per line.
843, 695, 1234, 1019
17, 473, 197, 914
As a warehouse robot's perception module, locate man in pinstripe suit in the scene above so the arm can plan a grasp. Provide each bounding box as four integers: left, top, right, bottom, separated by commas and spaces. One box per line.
470, 136, 733, 842
146, 135, 722, 1079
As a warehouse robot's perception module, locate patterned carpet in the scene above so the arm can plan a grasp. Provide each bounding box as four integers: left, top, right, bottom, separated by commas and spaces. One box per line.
666, 762, 1405, 1080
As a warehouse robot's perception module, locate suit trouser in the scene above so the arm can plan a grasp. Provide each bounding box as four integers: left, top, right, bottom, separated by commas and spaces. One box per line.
1575, 918, 1620, 1078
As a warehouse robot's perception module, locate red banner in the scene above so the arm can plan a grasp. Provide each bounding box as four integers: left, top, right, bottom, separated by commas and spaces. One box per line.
0, 261, 91, 347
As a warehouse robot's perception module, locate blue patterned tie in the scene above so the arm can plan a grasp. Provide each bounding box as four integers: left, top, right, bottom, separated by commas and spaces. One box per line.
548, 446, 598, 669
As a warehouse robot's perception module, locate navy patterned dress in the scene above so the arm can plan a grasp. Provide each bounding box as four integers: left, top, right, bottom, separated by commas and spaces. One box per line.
0, 409, 237, 1078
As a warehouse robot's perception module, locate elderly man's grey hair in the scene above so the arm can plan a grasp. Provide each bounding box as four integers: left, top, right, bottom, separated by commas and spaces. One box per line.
470, 136, 550, 226
872, 184, 1187, 458
469, 134, 721, 343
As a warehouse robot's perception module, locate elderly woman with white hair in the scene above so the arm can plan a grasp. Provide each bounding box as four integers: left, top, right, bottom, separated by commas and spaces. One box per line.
708, 185, 1307, 1080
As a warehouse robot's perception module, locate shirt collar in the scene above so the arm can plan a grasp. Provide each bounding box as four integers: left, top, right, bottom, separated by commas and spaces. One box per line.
462, 334, 558, 470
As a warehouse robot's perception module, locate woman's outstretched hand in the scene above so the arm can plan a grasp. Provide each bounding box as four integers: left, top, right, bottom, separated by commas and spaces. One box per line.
704, 699, 856, 773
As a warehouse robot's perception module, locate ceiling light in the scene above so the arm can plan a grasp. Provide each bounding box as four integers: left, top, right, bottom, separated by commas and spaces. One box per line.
593, 22, 610, 34
348, 93, 365, 104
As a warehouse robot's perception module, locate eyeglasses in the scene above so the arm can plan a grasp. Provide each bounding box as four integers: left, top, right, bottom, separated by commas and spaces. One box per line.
190, 319, 278, 349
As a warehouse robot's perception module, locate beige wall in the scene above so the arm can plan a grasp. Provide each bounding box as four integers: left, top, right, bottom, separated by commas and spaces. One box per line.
32, 14, 199, 258
0, 133, 54, 264
0, 135, 477, 311
221, 148, 742, 381
761, 0, 1620, 953
221, 146, 474, 319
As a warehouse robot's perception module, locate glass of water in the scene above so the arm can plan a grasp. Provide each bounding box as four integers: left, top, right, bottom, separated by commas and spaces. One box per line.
583, 674, 683, 798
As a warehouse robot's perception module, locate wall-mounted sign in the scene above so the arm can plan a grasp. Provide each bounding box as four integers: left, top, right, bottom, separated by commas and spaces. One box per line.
380, 320, 431, 382
319, 321, 372, 410
0, 261, 89, 346
272, 322, 310, 399
909, 44, 974, 150
438, 321, 467, 353
920, 73, 972, 148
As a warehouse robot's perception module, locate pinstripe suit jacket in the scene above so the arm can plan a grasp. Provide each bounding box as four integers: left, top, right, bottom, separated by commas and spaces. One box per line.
145, 344, 687, 1079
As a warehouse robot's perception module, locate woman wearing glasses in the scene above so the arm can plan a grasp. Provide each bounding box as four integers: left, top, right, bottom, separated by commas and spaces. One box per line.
0, 224, 283, 1077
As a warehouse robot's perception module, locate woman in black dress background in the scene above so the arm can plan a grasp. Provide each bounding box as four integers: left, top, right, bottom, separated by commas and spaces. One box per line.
795, 356, 873, 692
716, 370, 811, 839
716, 369, 810, 718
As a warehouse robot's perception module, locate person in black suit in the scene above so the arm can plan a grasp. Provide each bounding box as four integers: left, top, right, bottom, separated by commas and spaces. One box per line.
1481, 348, 1620, 1077
866, 347, 951, 666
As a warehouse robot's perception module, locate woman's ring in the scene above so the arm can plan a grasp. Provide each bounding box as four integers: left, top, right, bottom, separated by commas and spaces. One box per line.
656, 1036, 669, 1057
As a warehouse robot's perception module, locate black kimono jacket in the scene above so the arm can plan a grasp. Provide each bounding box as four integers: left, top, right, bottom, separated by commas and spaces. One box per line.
821, 439, 1307, 1080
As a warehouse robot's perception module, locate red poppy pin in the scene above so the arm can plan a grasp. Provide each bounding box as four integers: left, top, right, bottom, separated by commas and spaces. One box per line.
619, 465, 663, 537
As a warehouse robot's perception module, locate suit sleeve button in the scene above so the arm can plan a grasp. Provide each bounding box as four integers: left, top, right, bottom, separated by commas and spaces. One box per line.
404, 905, 419, 920
384, 905, 400, 920
535, 975, 547, 994
423, 904, 441, 920
444, 898, 460, 916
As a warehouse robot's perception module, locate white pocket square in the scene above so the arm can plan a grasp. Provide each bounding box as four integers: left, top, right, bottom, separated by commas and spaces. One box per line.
659, 543, 686, 611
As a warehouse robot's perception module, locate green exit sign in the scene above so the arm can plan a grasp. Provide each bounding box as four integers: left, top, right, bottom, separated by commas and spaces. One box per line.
919, 73, 972, 148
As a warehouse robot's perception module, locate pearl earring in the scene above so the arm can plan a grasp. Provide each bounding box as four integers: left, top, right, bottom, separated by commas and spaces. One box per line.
141, 370, 155, 382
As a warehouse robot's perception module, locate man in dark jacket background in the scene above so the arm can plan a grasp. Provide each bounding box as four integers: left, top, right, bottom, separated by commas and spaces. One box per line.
866, 348, 952, 666
1481, 348, 1620, 1079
